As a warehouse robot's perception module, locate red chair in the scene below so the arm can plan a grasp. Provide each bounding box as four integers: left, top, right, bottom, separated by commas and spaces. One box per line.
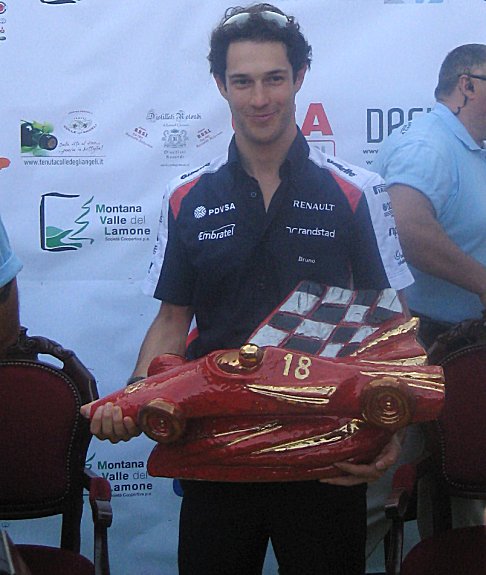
0, 328, 112, 575
384, 315, 486, 574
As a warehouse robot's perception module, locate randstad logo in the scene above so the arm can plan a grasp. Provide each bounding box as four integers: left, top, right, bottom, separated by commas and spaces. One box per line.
40, 192, 94, 252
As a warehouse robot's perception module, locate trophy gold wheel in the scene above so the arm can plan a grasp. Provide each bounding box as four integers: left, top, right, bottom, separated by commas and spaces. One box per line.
361, 377, 414, 429
138, 399, 186, 443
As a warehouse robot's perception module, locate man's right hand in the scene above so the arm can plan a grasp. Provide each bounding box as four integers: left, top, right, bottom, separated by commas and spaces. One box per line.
81, 401, 142, 443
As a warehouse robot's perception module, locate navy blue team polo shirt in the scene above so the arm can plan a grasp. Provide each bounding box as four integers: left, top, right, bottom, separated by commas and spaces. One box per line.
155, 129, 411, 358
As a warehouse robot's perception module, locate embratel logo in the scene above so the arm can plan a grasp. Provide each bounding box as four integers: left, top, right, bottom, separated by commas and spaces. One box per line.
40, 192, 94, 252
301, 103, 336, 156
198, 224, 235, 241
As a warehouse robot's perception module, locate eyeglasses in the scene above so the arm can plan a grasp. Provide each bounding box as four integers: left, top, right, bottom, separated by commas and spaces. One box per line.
468, 73, 486, 82
459, 73, 486, 82
222, 10, 292, 29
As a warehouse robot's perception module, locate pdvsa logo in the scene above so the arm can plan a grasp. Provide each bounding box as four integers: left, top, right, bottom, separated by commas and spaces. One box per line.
194, 203, 236, 219
300, 103, 336, 155
40, 192, 94, 252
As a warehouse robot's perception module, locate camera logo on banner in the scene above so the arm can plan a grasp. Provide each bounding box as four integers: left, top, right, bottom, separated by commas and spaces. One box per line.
40, 194, 152, 252
21, 112, 104, 166
300, 103, 336, 156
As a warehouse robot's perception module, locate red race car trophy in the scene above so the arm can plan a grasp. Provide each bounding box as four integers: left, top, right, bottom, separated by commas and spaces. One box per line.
89, 281, 445, 481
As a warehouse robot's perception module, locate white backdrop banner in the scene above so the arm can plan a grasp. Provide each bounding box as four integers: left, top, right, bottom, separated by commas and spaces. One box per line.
1, 1, 485, 573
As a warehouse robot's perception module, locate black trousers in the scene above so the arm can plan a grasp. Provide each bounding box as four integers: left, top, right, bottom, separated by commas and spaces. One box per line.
178, 480, 367, 575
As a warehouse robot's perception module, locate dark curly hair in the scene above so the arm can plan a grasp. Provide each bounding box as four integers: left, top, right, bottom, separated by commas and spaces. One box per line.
208, 4, 312, 86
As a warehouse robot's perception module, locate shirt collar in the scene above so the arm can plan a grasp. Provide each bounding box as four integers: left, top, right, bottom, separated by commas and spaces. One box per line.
228, 127, 310, 178
433, 102, 482, 152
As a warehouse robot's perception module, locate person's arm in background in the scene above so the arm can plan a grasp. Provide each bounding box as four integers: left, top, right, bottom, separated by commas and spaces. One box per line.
0, 278, 20, 356
82, 301, 193, 443
389, 184, 486, 307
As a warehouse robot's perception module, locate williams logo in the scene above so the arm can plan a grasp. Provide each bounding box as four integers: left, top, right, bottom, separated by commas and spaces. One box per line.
40, 192, 94, 251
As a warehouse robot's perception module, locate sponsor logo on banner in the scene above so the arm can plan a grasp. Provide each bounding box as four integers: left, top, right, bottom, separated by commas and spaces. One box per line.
0, 157, 10, 170
0, 3, 6, 14
144, 108, 222, 168
22, 112, 105, 165
97, 203, 151, 242
125, 125, 153, 148
63, 110, 96, 134
40, 192, 94, 252
301, 103, 336, 155
362, 106, 431, 166
196, 127, 223, 148
91, 455, 154, 498
21, 120, 58, 155
40, 193, 152, 251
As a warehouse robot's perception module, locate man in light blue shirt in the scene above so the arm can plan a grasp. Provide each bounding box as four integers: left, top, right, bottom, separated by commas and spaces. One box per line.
367, 44, 486, 562
375, 46, 486, 332
0, 214, 22, 355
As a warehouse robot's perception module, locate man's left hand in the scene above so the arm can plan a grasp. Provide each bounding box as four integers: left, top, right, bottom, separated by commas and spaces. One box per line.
319, 431, 403, 486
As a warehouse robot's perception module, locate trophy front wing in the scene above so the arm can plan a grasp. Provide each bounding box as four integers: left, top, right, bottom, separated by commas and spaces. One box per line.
146, 414, 393, 481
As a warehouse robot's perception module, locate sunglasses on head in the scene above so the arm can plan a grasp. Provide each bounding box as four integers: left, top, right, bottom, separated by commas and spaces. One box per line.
223, 10, 292, 28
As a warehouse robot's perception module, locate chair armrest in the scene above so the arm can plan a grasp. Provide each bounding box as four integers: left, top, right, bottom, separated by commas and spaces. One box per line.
83, 468, 113, 528
383, 457, 436, 575
385, 463, 417, 521
83, 469, 112, 575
